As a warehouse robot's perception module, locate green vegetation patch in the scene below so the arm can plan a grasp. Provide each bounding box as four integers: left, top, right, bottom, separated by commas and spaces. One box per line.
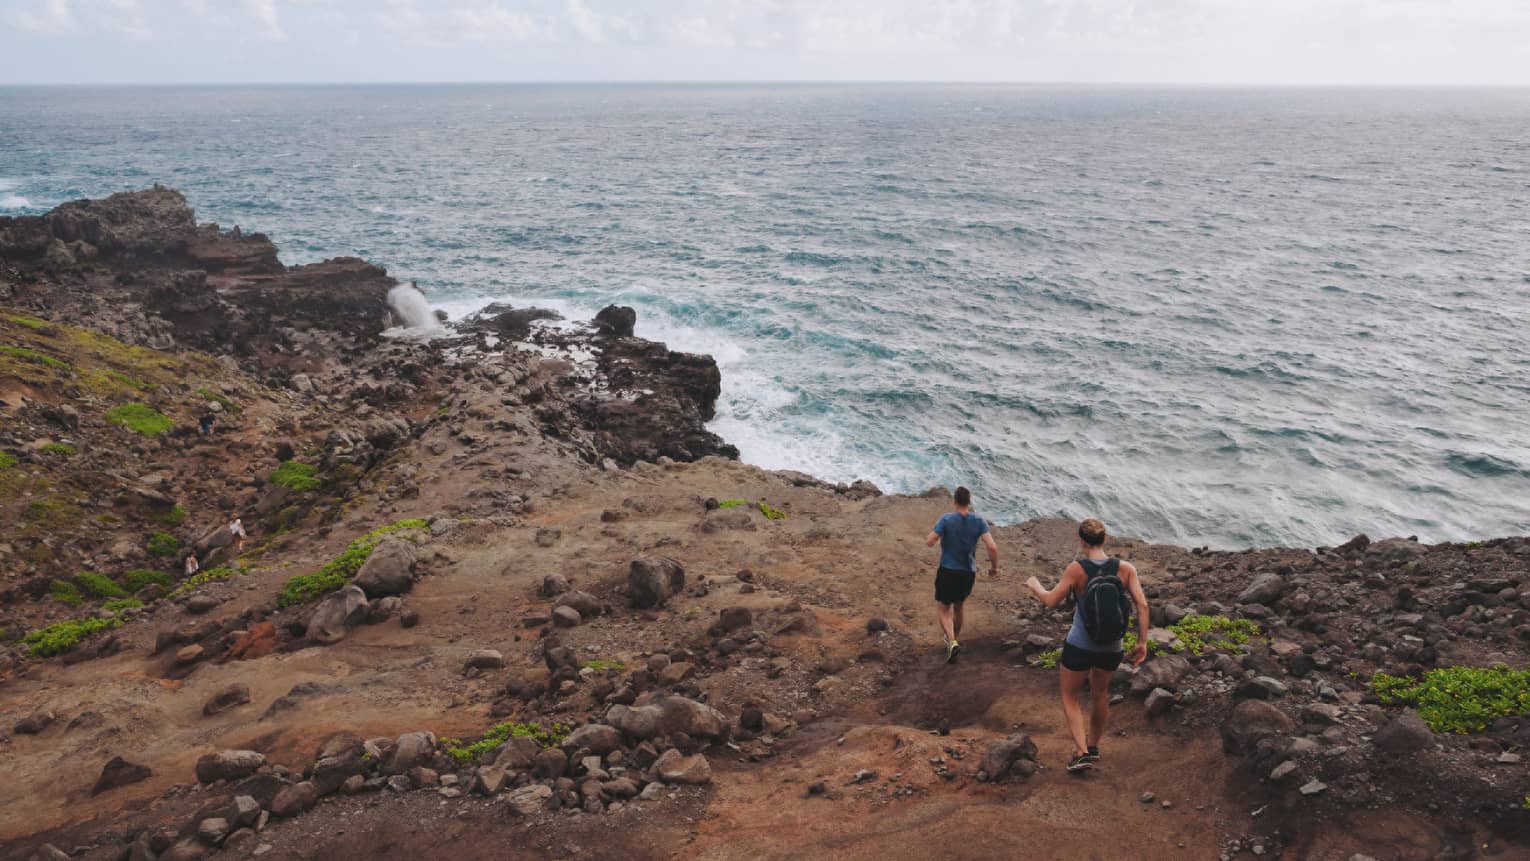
197, 387, 241, 415
1166, 615, 1261, 657
155, 505, 186, 527
758, 502, 787, 521
5, 312, 48, 329
74, 571, 129, 599
102, 598, 144, 613
0, 344, 71, 370
441, 721, 571, 765
580, 659, 626, 672
40, 442, 75, 457
24, 615, 125, 658
106, 403, 172, 436
271, 461, 321, 492
717, 498, 746, 508
123, 568, 173, 592
1372, 667, 1530, 733
50, 579, 83, 607
278, 518, 429, 607
167, 567, 238, 600
146, 531, 180, 558
1032, 648, 1061, 669
24, 498, 80, 530
0, 451, 17, 470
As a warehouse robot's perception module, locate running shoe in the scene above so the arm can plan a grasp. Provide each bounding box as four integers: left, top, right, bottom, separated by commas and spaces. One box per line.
1083, 746, 1101, 764
1066, 753, 1093, 774
946, 640, 962, 664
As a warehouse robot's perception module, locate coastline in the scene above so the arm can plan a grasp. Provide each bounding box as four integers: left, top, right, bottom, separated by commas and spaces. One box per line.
2, 188, 1527, 859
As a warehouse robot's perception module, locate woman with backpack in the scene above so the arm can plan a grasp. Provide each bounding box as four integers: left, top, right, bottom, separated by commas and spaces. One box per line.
1025, 518, 1150, 773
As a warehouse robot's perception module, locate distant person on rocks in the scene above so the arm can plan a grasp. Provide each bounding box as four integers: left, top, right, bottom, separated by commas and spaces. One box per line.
228, 515, 246, 553
924, 486, 999, 664
184, 553, 199, 578
198, 413, 215, 435
1025, 518, 1149, 774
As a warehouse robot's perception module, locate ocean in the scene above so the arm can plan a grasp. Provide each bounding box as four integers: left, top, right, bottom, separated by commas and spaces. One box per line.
2, 83, 1528, 549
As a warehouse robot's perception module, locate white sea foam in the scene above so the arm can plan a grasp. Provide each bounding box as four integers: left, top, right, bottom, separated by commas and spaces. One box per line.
0, 194, 31, 209
381, 284, 446, 341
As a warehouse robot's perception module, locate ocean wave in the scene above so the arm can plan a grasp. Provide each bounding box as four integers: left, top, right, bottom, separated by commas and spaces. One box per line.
1444, 451, 1525, 478
0, 194, 31, 209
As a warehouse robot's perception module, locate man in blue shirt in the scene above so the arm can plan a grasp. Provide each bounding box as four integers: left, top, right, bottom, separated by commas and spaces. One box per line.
924, 486, 1000, 663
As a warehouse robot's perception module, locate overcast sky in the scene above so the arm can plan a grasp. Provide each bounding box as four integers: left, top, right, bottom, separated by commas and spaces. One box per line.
2, 0, 1528, 85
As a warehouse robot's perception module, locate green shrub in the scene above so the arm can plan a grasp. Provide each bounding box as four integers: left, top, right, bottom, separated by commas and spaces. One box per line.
717, 498, 746, 508
278, 518, 429, 606
271, 461, 320, 492
580, 659, 626, 672
146, 531, 180, 558
105, 403, 172, 436
1167, 615, 1261, 657
197, 387, 240, 415
75, 571, 129, 599
0, 451, 16, 469
123, 569, 172, 592
758, 502, 787, 520
155, 505, 186, 526
40, 442, 75, 457
1372, 667, 1530, 733
24, 616, 124, 657
0, 344, 70, 369
1032, 648, 1061, 669
102, 598, 143, 613
166, 567, 238, 599
441, 721, 570, 765
49, 579, 82, 607
24, 498, 79, 529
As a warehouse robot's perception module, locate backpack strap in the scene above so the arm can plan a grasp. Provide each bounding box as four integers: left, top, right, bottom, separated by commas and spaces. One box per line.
1081, 557, 1120, 581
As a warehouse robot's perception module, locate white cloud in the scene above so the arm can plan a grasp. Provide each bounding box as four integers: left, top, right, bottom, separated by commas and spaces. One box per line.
11, 0, 75, 34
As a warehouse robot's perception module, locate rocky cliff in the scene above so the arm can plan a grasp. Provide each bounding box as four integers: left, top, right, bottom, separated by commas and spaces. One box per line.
1, 189, 1527, 861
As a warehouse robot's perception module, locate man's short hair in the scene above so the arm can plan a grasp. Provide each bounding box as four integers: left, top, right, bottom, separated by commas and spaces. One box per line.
954, 486, 971, 507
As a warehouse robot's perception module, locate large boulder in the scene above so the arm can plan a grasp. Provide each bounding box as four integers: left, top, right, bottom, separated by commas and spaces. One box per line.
628, 557, 685, 609
353, 538, 419, 598
653, 749, 712, 785
554, 590, 604, 619
494, 736, 543, 770
1221, 700, 1295, 755
1373, 710, 1434, 754
563, 724, 623, 756
195, 750, 265, 784
606, 695, 728, 741
269, 781, 319, 817
92, 756, 153, 794
1237, 572, 1285, 606
1129, 655, 1193, 696
594, 305, 637, 338
305, 585, 369, 644
386, 731, 437, 775
978, 734, 1038, 782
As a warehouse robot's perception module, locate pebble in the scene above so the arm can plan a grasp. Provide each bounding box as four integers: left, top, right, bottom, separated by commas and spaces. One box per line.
1139, 792, 1155, 803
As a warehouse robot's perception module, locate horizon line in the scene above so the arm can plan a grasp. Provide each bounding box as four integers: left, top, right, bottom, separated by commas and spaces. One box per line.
3, 79, 1530, 89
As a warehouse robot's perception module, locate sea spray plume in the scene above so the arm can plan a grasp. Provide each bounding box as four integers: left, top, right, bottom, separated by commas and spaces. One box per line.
385, 283, 445, 339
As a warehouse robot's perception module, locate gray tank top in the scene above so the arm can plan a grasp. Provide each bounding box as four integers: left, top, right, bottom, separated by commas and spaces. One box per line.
1064, 558, 1125, 653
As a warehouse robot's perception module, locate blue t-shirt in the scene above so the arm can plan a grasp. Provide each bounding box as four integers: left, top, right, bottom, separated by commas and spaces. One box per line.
934, 512, 989, 573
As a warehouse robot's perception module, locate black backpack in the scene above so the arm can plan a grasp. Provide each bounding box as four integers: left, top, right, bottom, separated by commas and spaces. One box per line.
1080, 558, 1131, 644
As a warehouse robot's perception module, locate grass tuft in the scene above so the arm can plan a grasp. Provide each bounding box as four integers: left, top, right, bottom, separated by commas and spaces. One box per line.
278, 518, 428, 606
75, 571, 129, 599
758, 502, 787, 520
50, 579, 83, 607
166, 567, 239, 599
123, 568, 173, 592
40, 442, 75, 457
441, 721, 570, 765
106, 403, 172, 436
24, 615, 125, 657
271, 461, 321, 492
146, 531, 180, 558
580, 659, 626, 672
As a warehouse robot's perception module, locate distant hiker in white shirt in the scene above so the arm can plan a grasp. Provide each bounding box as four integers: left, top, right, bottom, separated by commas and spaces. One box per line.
228, 516, 246, 552
184, 553, 199, 578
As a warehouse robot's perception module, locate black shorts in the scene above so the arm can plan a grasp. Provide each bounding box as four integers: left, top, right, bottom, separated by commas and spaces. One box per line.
934, 567, 976, 605
1060, 642, 1124, 672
